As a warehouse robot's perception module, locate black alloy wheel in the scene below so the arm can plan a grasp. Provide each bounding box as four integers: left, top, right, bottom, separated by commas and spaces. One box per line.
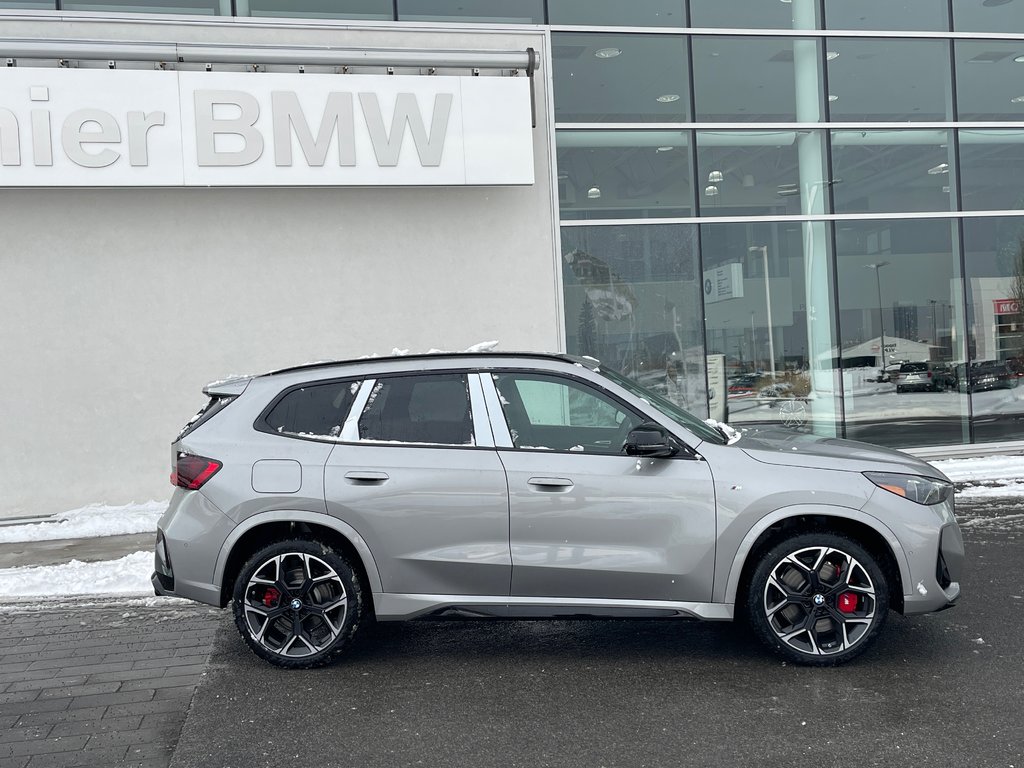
746, 532, 890, 666
232, 538, 365, 668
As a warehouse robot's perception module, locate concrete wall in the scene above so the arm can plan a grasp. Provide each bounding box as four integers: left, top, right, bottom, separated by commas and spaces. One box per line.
0, 14, 560, 517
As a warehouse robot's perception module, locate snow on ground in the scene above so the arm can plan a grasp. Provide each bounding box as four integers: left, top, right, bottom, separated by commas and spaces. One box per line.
931, 455, 1024, 499
0, 551, 153, 597
0, 501, 166, 544
931, 456, 1024, 483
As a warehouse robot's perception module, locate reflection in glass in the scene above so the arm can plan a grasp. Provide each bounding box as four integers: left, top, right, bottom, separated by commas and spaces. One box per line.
955, 41, 1024, 122
556, 131, 693, 220
960, 131, 1024, 211
826, 38, 952, 121
0, 0, 55, 7
548, 0, 685, 27
244, 0, 393, 18
696, 131, 830, 217
398, 0, 543, 22
689, 0, 819, 29
552, 33, 690, 123
700, 221, 839, 437
561, 224, 708, 417
823, 0, 948, 31
830, 130, 955, 214
953, 0, 1024, 32
62, 0, 227, 11
692, 37, 823, 123
835, 219, 968, 447
961, 217, 1024, 443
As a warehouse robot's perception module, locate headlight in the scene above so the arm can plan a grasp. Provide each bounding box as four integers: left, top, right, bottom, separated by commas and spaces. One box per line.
864, 472, 953, 506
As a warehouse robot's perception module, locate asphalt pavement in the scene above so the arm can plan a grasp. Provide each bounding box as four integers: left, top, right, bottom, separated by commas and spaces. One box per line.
2, 494, 1021, 768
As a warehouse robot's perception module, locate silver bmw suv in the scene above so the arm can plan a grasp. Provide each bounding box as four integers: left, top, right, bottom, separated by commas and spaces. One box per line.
154, 353, 964, 668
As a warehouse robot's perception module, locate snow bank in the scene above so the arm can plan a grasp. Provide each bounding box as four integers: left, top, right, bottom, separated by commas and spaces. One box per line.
0, 551, 153, 597
0, 501, 166, 544
931, 455, 1024, 483
956, 482, 1024, 499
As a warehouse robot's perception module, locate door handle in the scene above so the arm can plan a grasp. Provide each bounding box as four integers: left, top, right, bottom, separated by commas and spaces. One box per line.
528, 477, 574, 491
344, 471, 390, 484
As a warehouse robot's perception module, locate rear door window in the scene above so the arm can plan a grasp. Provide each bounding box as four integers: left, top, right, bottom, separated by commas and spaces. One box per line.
264, 380, 361, 439
358, 374, 474, 446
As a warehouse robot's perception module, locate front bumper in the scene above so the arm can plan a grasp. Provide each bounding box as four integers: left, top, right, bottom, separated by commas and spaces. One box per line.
902, 521, 964, 615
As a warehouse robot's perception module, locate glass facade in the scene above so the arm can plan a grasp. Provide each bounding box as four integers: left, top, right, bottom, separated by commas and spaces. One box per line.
10, 0, 1024, 448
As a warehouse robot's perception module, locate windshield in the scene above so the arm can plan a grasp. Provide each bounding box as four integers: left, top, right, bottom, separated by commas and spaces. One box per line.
597, 367, 726, 445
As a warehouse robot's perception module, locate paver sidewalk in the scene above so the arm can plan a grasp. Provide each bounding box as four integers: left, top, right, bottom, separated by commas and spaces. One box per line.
0, 600, 223, 768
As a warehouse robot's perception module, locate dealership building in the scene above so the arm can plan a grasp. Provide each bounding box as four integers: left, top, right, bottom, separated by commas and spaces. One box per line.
2, 0, 1023, 517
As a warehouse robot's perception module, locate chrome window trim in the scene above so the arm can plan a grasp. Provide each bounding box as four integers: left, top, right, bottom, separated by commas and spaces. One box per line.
466, 373, 496, 448
341, 378, 376, 442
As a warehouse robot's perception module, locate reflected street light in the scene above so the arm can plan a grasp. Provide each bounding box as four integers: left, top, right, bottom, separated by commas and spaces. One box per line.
864, 261, 890, 370
749, 245, 776, 381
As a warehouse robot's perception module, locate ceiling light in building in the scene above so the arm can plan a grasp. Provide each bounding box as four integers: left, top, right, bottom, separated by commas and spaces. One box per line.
1015, 55, 1024, 63
826, 51, 840, 61
777, 183, 800, 197
942, 185, 951, 193
927, 163, 950, 175
594, 47, 622, 59
704, 185, 720, 197
656, 94, 681, 103
557, 173, 568, 180
1012, 95, 1024, 103
707, 170, 724, 183
656, 146, 674, 152
828, 94, 839, 102
587, 186, 602, 199
779, 0, 792, 4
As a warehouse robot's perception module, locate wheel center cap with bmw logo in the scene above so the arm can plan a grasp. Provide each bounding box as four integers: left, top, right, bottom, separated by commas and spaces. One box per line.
291, 598, 302, 611
813, 594, 825, 607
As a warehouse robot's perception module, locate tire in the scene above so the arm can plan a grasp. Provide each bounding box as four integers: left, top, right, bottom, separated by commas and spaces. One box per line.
745, 532, 889, 666
232, 538, 365, 669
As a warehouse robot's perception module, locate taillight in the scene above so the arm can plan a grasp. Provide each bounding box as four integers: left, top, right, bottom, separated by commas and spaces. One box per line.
171, 454, 222, 490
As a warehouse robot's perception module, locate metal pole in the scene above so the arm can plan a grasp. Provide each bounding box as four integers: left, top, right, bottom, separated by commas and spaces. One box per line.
761, 246, 777, 380
866, 262, 890, 372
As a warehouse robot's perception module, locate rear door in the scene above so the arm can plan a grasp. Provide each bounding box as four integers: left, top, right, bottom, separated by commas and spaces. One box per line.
484, 370, 717, 603
324, 372, 510, 597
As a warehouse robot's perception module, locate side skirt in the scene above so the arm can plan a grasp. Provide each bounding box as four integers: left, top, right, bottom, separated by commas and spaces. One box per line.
373, 593, 734, 622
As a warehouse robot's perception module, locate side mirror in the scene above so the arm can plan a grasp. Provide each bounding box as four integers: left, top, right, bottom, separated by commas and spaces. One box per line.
624, 423, 678, 459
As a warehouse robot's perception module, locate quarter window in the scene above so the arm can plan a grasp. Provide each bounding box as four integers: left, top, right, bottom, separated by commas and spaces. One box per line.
265, 380, 360, 439
358, 374, 474, 446
492, 373, 643, 454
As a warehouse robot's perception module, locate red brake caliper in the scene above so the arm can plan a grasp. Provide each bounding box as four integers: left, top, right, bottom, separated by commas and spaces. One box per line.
262, 586, 281, 608
838, 592, 859, 613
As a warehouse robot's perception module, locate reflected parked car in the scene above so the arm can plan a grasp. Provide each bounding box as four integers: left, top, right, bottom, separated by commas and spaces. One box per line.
154, 352, 963, 669
956, 361, 1019, 393
896, 362, 945, 393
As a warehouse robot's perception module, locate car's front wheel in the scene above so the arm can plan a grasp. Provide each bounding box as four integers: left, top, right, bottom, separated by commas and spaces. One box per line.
746, 533, 889, 666
231, 538, 365, 668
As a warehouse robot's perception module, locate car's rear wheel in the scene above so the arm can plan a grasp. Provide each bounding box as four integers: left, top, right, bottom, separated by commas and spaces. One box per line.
231, 538, 365, 668
746, 533, 889, 666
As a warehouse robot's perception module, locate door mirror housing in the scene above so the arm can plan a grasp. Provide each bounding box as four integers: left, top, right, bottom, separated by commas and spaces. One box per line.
623, 423, 678, 459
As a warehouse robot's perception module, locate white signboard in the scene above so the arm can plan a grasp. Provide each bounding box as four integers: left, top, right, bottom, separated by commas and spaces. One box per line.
706, 354, 727, 423
702, 263, 744, 304
0, 68, 534, 187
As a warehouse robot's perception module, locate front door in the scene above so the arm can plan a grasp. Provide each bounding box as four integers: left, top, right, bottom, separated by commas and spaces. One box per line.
486, 371, 716, 602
